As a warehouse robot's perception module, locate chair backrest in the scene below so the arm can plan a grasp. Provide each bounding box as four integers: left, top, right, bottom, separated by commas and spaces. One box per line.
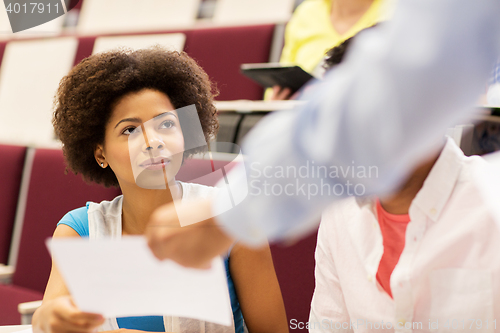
185, 24, 276, 100
0, 144, 26, 264
73, 24, 276, 101
270, 231, 318, 333
213, 0, 294, 25
92, 33, 186, 54
0, 37, 78, 146
77, 0, 201, 35
9, 148, 121, 293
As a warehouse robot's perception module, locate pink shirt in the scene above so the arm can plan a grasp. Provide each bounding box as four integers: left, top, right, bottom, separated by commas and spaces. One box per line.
375, 200, 410, 298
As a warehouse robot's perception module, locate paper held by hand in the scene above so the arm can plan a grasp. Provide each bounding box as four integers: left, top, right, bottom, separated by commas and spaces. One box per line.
47, 236, 233, 327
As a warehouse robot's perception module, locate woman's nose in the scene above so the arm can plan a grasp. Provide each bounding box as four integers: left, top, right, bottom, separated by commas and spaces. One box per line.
142, 132, 165, 152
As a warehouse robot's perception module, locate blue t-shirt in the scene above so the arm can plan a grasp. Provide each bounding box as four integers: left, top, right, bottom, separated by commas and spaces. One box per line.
58, 206, 244, 333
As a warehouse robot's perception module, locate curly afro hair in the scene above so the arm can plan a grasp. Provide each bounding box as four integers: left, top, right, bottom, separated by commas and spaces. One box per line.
53, 47, 219, 188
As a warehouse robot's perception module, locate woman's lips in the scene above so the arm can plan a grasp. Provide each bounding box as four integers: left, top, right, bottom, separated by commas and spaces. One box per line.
139, 159, 170, 171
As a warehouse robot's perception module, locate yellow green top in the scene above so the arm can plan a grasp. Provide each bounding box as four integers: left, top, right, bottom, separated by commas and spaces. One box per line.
280, 0, 385, 73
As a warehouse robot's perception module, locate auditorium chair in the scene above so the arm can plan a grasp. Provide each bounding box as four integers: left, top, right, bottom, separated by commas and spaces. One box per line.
92, 33, 186, 54
0, 147, 120, 325
77, 0, 201, 35
0, 144, 27, 265
213, 0, 294, 25
0, 38, 78, 147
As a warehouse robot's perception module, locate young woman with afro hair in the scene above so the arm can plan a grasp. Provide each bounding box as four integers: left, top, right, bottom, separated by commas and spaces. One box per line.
32, 47, 288, 333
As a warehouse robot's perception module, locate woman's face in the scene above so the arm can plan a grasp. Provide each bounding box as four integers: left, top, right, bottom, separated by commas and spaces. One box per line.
96, 89, 185, 190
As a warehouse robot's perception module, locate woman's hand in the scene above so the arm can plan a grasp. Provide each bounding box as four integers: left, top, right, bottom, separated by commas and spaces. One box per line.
268, 86, 293, 100
32, 296, 104, 333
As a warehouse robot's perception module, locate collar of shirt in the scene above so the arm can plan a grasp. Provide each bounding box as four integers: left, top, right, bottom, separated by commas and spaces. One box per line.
348, 137, 464, 283
409, 137, 463, 223
355, 137, 463, 221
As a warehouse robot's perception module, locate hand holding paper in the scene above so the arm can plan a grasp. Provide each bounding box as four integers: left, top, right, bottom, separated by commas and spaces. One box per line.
47, 236, 233, 327
32, 296, 104, 333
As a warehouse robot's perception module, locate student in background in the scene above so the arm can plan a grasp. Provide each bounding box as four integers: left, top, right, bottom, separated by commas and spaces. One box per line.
268, 0, 386, 100
311, 136, 500, 331
32, 47, 287, 333
309, 40, 500, 331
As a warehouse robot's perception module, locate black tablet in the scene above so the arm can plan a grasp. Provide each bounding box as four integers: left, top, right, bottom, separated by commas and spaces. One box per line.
240, 63, 315, 94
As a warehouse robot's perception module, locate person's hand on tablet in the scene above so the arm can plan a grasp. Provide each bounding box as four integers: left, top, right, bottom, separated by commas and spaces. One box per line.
268, 85, 293, 100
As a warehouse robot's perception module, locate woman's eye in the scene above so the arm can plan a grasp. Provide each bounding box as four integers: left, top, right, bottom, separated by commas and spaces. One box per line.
160, 120, 175, 129
122, 126, 139, 135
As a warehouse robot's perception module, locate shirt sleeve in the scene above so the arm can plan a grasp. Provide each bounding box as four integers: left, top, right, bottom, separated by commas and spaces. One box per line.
57, 206, 89, 237
214, 0, 500, 246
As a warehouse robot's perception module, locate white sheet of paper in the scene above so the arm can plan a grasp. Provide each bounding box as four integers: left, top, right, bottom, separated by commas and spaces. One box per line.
47, 236, 232, 327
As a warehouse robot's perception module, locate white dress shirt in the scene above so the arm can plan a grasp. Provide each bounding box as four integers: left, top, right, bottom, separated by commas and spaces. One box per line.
213, 0, 500, 246
309, 138, 500, 333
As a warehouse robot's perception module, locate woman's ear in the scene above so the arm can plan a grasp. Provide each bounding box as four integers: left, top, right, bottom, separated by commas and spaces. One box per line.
94, 144, 108, 168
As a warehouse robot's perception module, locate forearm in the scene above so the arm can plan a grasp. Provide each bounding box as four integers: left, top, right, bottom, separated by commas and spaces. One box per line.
215, 0, 500, 245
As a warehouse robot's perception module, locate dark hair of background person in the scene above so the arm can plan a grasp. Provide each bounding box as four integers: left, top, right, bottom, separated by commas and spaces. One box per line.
324, 24, 378, 71
323, 37, 353, 70
53, 47, 219, 188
